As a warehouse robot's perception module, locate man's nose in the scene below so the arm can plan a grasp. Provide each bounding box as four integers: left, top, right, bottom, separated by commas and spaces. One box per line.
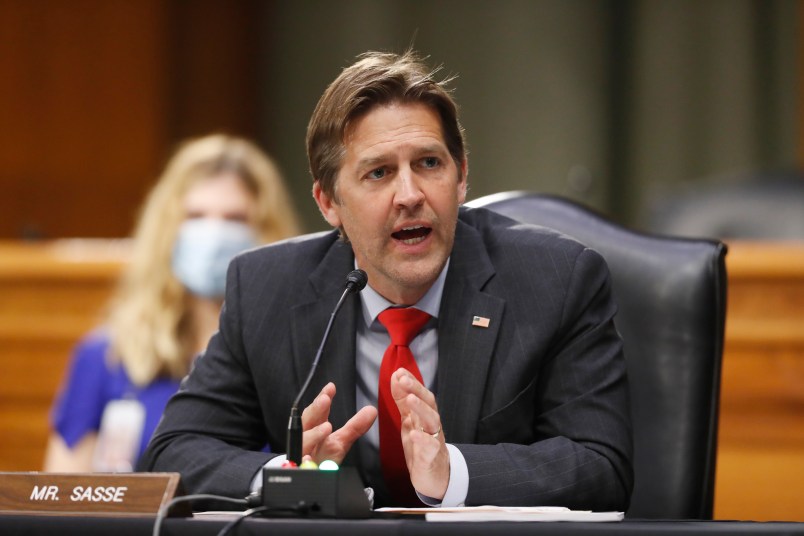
394, 168, 425, 208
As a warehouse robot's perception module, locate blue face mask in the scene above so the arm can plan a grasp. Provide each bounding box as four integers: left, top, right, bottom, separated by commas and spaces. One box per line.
171, 218, 258, 298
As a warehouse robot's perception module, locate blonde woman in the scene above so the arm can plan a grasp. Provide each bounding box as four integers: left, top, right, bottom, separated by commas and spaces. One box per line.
44, 134, 300, 472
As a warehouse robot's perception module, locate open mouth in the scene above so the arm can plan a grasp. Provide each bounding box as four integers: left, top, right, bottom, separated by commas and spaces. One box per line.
392, 225, 432, 245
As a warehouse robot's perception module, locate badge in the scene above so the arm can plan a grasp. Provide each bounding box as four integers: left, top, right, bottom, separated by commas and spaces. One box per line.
92, 399, 146, 472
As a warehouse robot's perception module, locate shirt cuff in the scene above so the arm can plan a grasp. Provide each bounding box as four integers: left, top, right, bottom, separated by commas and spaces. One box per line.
250, 454, 287, 493
417, 443, 468, 507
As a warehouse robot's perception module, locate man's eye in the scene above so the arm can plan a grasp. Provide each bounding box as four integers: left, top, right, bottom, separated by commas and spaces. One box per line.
368, 168, 386, 180
422, 157, 439, 168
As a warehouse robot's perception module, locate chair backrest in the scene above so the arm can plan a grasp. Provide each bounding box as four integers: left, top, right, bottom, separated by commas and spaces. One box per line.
466, 191, 727, 519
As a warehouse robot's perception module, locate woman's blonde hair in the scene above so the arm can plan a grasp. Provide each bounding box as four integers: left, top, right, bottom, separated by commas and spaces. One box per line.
106, 134, 300, 386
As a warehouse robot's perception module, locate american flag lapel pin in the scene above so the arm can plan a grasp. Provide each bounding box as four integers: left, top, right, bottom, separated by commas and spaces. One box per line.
472, 315, 490, 328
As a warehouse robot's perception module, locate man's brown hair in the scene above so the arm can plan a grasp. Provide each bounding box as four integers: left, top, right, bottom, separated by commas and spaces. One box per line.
306, 50, 466, 201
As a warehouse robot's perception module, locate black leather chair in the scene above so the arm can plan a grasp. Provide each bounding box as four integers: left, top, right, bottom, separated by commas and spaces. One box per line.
466, 191, 728, 519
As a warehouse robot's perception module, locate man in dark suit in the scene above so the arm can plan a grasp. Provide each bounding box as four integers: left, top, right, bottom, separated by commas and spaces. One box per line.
139, 50, 633, 510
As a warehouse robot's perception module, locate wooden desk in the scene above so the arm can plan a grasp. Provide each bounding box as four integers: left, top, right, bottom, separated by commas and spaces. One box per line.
1, 513, 804, 535
715, 241, 804, 521
1, 239, 803, 521
0, 240, 127, 470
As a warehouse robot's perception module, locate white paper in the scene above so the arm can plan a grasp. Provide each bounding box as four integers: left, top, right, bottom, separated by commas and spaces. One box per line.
376, 505, 624, 523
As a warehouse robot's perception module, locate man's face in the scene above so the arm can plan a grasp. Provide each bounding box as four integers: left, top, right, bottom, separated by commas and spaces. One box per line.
313, 102, 467, 305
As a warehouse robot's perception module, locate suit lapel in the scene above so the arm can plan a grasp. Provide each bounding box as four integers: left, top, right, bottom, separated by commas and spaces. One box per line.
437, 220, 504, 443
289, 239, 358, 432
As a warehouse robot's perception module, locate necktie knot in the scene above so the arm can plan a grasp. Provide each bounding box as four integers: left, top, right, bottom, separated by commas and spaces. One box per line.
378, 307, 431, 346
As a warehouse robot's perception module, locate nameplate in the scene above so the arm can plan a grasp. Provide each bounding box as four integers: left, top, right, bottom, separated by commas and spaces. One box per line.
0, 472, 187, 517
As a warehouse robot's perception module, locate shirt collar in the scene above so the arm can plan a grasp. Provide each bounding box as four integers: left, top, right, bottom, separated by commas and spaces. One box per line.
358, 258, 450, 328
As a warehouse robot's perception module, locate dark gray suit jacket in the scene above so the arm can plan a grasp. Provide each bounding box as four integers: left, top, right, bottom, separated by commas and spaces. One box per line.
139, 206, 633, 510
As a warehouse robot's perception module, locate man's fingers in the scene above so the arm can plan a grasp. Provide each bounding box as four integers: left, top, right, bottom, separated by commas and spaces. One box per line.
308, 406, 377, 464
296, 383, 376, 465
330, 405, 378, 445
302, 421, 332, 456
400, 412, 449, 500
391, 368, 436, 408
392, 379, 448, 500
403, 393, 442, 438
300, 382, 336, 430
390, 369, 440, 436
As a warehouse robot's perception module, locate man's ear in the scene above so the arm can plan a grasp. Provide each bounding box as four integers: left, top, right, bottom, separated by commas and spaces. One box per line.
312, 182, 342, 228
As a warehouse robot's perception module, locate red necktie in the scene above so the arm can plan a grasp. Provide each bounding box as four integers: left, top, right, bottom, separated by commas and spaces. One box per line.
377, 307, 431, 506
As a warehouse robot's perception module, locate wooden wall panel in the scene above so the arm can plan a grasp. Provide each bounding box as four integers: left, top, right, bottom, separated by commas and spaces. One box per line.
715, 242, 804, 521
0, 240, 127, 471
0, 0, 169, 239
165, 0, 262, 140
0, 0, 264, 239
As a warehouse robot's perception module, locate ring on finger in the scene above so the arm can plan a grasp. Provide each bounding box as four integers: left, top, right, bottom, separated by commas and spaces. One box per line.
420, 425, 442, 440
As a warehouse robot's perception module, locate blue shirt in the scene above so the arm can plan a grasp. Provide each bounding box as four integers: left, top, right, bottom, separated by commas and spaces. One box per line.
51, 330, 181, 462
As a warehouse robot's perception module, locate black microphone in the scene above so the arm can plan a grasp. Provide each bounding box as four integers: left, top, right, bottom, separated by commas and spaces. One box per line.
286, 269, 368, 465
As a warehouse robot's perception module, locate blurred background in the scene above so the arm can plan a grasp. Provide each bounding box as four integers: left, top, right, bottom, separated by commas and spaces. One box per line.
1, 0, 803, 523
1, 0, 800, 239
